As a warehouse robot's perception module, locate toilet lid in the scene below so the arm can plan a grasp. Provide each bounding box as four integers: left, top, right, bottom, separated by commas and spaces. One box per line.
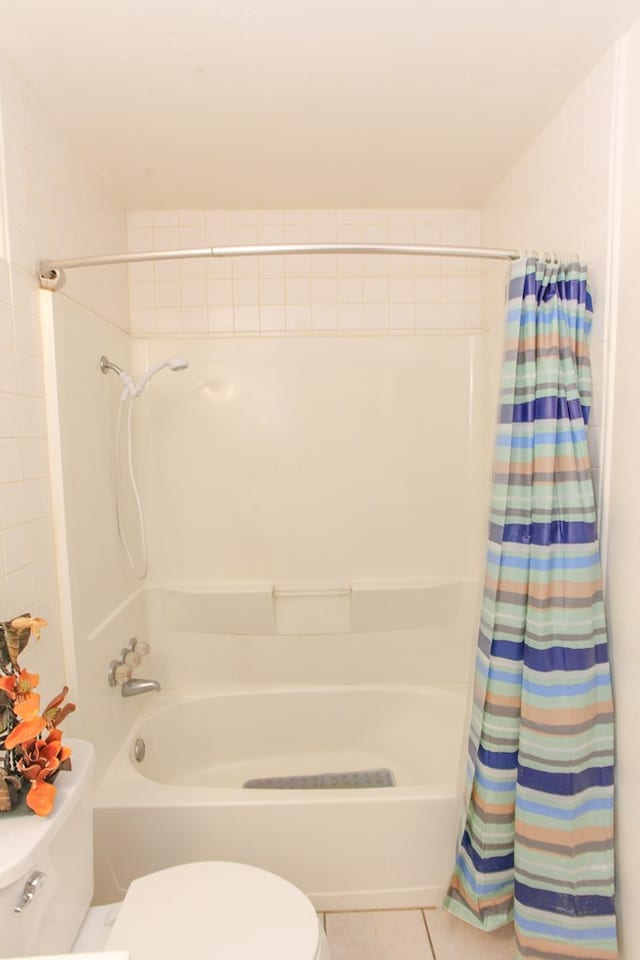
105, 861, 322, 960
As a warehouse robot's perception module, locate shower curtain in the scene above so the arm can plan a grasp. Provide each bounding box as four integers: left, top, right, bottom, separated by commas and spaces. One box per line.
444, 258, 617, 960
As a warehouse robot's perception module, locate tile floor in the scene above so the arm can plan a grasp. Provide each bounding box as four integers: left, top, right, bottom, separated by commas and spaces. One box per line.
321, 907, 516, 960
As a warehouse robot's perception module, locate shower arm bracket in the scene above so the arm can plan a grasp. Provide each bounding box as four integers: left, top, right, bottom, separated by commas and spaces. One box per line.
39, 267, 67, 292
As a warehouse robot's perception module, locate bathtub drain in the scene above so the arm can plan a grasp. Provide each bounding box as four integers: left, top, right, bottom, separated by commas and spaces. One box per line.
133, 738, 146, 762
243, 767, 396, 789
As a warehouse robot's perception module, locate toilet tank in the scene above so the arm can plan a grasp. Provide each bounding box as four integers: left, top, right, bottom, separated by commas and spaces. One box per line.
0, 739, 95, 958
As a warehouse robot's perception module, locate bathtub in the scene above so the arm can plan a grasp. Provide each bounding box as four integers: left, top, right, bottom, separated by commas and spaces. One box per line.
93, 682, 468, 910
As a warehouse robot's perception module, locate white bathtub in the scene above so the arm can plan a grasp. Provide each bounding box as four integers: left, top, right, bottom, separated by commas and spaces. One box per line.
93, 683, 467, 910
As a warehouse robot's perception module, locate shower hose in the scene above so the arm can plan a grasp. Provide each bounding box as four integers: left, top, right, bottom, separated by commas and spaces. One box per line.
115, 388, 148, 579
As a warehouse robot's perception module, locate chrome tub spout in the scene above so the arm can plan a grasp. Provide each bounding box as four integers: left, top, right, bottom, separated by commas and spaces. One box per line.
121, 678, 161, 698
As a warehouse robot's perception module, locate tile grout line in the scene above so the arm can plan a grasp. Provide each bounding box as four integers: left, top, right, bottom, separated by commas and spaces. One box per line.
421, 909, 438, 960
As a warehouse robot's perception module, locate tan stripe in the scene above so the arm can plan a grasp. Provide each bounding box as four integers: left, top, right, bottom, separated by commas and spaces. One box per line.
506, 332, 591, 357
484, 692, 522, 710
521, 702, 613, 726
470, 792, 514, 817
516, 822, 614, 846
502, 456, 591, 474
486, 577, 602, 601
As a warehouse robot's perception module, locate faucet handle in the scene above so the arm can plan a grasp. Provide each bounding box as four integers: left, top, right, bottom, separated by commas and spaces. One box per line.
114, 663, 132, 683
108, 660, 132, 686
129, 637, 151, 657
123, 649, 142, 668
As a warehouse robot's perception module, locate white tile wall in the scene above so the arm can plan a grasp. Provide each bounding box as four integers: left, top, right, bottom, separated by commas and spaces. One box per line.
127, 209, 483, 337
0, 50, 128, 689
480, 47, 619, 507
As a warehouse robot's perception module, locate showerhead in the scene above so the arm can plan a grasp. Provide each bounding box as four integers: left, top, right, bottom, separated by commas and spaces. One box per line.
167, 357, 189, 372
100, 354, 190, 397
134, 357, 189, 395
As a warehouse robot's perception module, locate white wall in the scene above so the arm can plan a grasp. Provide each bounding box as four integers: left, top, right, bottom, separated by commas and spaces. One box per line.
0, 50, 128, 701
603, 19, 640, 960
481, 47, 619, 507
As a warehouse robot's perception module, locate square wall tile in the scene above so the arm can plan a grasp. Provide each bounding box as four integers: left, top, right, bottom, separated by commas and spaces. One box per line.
127, 208, 491, 338
311, 304, 338, 330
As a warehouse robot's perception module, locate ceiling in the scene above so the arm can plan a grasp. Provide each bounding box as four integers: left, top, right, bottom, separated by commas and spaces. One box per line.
1, 0, 638, 209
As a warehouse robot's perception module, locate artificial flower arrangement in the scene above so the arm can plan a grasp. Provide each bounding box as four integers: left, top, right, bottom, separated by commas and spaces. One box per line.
0, 614, 76, 817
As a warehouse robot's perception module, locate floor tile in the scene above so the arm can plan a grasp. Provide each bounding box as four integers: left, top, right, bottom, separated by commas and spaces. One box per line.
424, 908, 515, 960
326, 910, 433, 960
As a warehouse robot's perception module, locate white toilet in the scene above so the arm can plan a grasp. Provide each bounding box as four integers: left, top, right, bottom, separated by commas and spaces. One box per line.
0, 740, 330, 960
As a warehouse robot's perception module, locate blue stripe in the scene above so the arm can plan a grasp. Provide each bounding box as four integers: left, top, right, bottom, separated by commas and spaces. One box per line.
456, 852, 511, 895
461, 831, 514, 873
498, 429, 587, 449
487, 549, 600, 571
490, 638, 524, 661
524, 643, 610, 672
475, 769, 515, 793
517, 764, 614, 795
515, 880, 615, 918
477, 745, 519, 770
517, 310, 590, 332
516, 796, 614, 820
488, 640, 610, 672
516, 914, 616, 940
490, 521, 597, 546
509, 271, 591, 310
500, 396, 588, 424
488, 666, 523, 685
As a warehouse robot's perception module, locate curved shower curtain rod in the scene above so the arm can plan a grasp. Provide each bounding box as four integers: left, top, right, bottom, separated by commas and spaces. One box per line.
37, 242, 566, 292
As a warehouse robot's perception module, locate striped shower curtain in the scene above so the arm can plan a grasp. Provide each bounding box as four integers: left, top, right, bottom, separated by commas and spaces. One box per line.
443, 258, 617, 960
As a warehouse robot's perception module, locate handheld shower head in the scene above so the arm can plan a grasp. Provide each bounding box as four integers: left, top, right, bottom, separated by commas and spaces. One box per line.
167, 357, 189, 372
101, 355, 190, 398
133, 357, 190, 395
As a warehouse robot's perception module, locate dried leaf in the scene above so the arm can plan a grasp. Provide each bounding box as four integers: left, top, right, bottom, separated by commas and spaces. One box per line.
10, 616, 48, 641
0, 616, 31, 670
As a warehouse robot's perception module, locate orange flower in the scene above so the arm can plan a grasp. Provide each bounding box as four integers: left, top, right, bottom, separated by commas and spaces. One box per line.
16, 730, 71, 817
4, 715, 46, 750
42, 686, 76, 729
24, 779, 56, 817
45, 727, 72, 765
0, 669, 40, 721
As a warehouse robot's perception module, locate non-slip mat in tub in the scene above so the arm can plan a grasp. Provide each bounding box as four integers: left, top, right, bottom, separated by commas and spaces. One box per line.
243, 767, 396, 789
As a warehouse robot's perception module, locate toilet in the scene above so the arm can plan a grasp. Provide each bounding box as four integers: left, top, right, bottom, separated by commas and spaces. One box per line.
0, 740, 330, 960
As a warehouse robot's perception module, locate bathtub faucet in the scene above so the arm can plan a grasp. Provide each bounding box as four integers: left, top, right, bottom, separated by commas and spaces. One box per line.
121, 678, 161, 698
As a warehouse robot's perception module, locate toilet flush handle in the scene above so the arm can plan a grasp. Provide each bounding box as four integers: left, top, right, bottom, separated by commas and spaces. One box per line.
14, 871, 46, 913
